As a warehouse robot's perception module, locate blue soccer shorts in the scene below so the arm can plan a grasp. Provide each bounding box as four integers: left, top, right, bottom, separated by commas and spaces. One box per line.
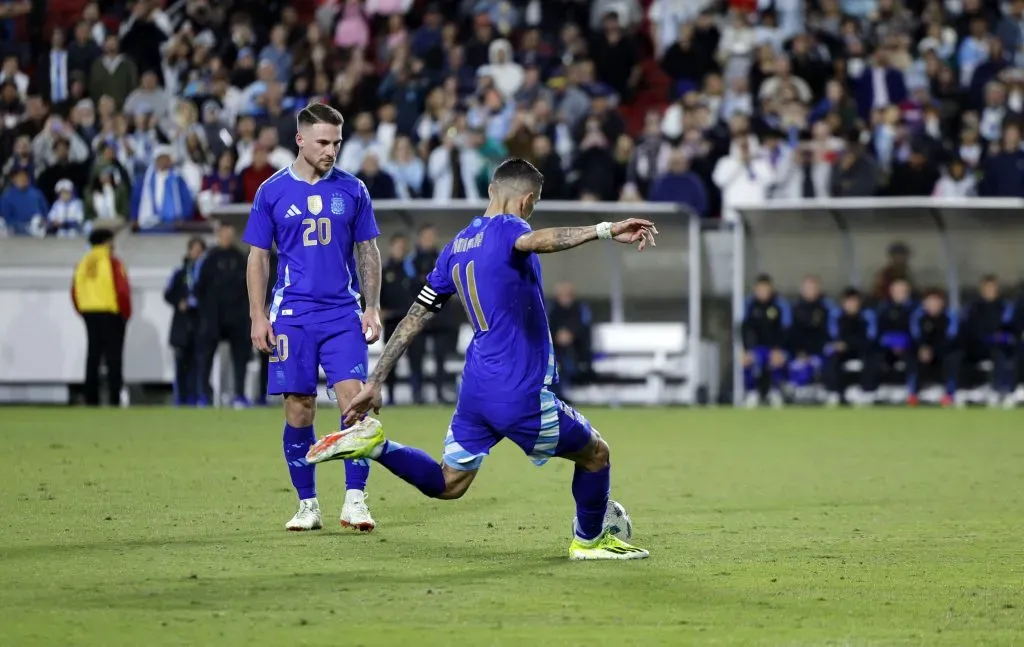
442, 389, 596, 471
267, 313, 368, 396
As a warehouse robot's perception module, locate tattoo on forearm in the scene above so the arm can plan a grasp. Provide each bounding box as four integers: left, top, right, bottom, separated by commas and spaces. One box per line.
525, 226, 598, 254
356, 239, 381, 308
368, 302, 434, 384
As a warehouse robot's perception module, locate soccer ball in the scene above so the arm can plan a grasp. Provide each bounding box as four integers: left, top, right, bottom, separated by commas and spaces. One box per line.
573, 500, 633, 541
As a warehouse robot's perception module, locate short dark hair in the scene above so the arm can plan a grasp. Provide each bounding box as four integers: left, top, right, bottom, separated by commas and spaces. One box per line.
297, 102, 344, 129
417, 223, 436, 234
980, 273, 998, 284
390, 232, 408, 243
755, 273, 773, 285
89, 229, 115, 246
491, 157, 544, 195
842, 287, 861, 300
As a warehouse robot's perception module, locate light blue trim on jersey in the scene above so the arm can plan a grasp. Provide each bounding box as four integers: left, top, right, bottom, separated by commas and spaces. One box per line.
442, 427, 485, 471
287, 164, 334, 184
528, 389, 560, 466
262, 166, 291, 190
543, 330, 556, 386
344, 260, 362, 314
269, 263, 291, 323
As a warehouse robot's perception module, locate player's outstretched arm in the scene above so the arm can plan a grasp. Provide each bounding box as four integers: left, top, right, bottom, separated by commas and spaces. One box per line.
513, 218, 658, 254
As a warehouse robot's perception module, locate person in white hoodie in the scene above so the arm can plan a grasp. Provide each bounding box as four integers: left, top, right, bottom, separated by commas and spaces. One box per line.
932, 158, 977, 198
478, 39, 524, 100
712, 136, 775, 222
47, 178, 86, 237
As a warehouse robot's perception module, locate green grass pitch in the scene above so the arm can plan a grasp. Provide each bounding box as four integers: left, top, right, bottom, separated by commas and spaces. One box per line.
1, 407, 1023, 646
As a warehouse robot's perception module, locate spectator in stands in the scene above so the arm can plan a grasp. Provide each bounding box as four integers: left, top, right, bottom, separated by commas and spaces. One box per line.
133, 146, 194, 231
908, 290, 961, 407
831, 133, 881, 197
32, 116, 90, 174
887, 143, 941, 196
479, 39, 524, 101
824, 288, 880, 406
385, 135, 426, 199
713, 136, 774, 222
72, 228, 132, 407
195, 223, 251, 408
787, 276, 832, 393
741, 274, 791, 408
37, 137, 88, 203
338, 111, 383, 174
46, 178, 85, 237
240, 146, 275, 203
0, 165, 48, 236
124, 70, 169, 119
549, 281, 594, 403
648, 150, 708, 216
962, 274, 1016, 406
428, 127, 483, 202
932, 157, 977, 197
89, 33, 139, 110
875, 277, 918, 393
852, 47, 908, 120
531, 133, 567, 200
1, 135, 33, 187
164, 236, 206, 406
357, 152, 398, 200
85, 166, 129, 224
979, 122, 1024, 197
198, 151, 242, 220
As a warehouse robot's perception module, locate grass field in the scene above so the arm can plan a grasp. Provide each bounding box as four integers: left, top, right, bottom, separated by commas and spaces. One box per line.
1, 407, 1023, 646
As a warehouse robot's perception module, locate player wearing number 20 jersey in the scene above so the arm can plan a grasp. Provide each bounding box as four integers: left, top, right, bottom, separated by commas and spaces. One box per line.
243, 102, 383, 534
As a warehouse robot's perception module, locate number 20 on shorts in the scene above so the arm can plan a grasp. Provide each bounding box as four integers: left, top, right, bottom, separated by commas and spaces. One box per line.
268, 334, 289, 363
302, 218, 331, 246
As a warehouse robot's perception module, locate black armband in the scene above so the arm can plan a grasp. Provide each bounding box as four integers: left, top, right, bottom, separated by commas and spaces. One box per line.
416, 285, 452, 312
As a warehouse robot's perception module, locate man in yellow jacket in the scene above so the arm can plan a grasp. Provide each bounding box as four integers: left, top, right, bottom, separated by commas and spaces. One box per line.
72, 229, 133, 406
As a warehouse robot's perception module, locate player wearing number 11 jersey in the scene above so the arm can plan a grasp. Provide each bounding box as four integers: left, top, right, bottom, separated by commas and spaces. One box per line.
243, 102, 384, 533
305, 158, 656, 559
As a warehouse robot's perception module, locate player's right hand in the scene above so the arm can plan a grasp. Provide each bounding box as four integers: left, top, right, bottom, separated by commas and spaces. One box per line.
251, 315, 277, 354
611, 218, 658, 251
343, 384, 383, 427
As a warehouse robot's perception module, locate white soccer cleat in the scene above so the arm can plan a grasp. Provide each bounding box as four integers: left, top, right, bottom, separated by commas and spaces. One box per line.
825, 393, 841, 408
306, 417, 385, 464
285, 497, 322, 532
767, 390, 784, 409
743, 392, 760, 409
340, 489, 375, 532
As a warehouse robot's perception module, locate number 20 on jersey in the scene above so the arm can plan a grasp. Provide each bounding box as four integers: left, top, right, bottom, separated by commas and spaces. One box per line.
302, 218, 331, 246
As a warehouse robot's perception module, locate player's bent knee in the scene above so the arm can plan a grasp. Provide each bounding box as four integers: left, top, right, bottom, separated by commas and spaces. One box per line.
437, 465, 476, 500
577, 434, 610, 473
284, 394, 316, 427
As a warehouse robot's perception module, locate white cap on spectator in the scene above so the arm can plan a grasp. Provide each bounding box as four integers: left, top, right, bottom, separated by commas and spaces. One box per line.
56, 179, 74, 194
154, 145, 175, 161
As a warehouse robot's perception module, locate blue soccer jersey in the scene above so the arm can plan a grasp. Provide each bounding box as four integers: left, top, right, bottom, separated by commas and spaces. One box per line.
417, 214, 556, 398
242, 166, 380, 326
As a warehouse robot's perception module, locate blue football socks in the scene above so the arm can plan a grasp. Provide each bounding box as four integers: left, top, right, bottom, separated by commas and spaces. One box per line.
572, 464, 610, 541
375, 440, 446, 498
283, 423, 316, 500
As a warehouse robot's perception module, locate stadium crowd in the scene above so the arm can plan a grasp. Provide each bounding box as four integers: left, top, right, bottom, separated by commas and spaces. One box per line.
1, 0, 1024, 236
742, 242, 1024, 408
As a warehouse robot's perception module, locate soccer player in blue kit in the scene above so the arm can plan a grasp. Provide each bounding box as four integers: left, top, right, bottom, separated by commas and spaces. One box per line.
244, 103, 384, 532
306, 158, 656, 559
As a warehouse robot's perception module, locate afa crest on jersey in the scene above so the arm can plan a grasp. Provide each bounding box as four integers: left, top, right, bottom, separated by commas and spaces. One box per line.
308, 195, 323, 215
331, 193, 345, 215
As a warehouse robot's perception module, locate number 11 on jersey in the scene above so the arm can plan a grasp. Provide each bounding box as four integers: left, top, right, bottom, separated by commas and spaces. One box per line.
452, 261, 489, 332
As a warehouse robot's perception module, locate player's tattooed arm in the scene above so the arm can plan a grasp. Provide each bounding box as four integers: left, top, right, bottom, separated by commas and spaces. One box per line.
514, 218, 657, 254
514, 227, 597, 254
367, 302, 435, 384
355, 239, 382, 308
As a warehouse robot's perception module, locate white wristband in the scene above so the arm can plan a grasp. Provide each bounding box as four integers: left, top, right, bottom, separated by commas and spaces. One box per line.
596, 222, 613, 240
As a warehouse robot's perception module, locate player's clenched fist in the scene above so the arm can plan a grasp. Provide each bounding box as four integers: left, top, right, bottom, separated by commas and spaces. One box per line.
611, 218, 659, 251
251, 315, 277, 354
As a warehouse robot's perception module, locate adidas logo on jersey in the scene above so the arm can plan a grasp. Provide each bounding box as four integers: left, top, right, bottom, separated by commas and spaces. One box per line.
285, 204, 302, 218
350, 363, 365, 375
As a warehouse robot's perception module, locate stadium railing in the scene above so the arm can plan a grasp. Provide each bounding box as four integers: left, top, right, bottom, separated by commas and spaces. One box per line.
726, 197, 1024, 406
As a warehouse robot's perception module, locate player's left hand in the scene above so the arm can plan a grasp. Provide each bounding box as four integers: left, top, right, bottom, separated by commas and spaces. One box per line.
343, 383, 383, 427
362, 307, 382, 344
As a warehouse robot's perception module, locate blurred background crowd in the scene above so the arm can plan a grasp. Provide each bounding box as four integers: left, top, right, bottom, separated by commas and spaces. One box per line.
1, 0, 1023, 237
